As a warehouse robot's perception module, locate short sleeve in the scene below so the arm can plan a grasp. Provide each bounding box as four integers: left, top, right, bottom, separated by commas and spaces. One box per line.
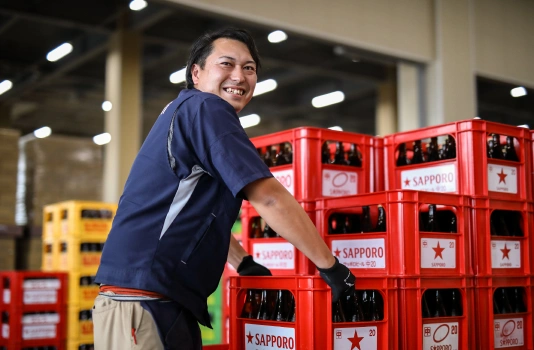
187, 97, 273, 197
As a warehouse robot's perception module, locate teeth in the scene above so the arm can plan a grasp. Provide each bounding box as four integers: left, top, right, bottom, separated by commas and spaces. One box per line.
225, 88, 244, 96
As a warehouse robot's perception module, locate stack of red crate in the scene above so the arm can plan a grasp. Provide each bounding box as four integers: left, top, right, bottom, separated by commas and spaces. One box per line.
384, 119, 533, 349
229, 127, 385, 349
0, 271, 68, 350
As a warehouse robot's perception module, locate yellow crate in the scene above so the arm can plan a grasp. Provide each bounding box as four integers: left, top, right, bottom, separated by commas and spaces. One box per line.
59, 201, 117, 239
58, 237, 104, 274
43, 203, 62, 241
67, 305, 94, 343
41, 237, 57, 271
67, 340, 95, 350
68, 272, 99, 308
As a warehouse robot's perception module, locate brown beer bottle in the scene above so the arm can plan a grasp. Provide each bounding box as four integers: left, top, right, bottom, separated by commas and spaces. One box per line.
287, 293, 296, 322
511, 287, 526, 313
495, 211, 511, 237
494, 288, 513, 314
361, 206, 373, 233
328, 213, 340, 234
374, 205, 386, 232
506, 211, 523, 237
263, 147, 273, 167
427, 137, 440, 162
332, 299, 347, 323
241, 289, 261, 318
448, 213, 457, 233
347, 144, 362, 167
449, 289, 462, 316
263, 223, 277, 238
369, 290, 384, 321
333, 141, 348, 165
487, 139, 496, 158
396, 143, 408, 166
271, 290, 289, 321
422, 292, 432, 318
491, 134, 504, 159
276, 143, 289, 166
251, 218, 262, 238
257, 290, 271, 320
322, 142, 331, 164
341, 215, 353, 234
433, 290, 447, 317
503, 136, 519, 161
351, 290, 365, 322
445, 135, 456, 159
411, 140, 426, 164
426, 205, 438, 232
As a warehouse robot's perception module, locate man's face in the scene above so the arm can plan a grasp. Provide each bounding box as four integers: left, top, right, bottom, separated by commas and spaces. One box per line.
192, 38, 257, 113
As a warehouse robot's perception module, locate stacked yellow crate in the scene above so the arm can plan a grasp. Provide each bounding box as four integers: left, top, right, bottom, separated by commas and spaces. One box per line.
41, 200, 116, 350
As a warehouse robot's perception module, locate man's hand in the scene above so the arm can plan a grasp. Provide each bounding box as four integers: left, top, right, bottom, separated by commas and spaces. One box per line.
237, 255, 272, 276
317, 257, 356, 302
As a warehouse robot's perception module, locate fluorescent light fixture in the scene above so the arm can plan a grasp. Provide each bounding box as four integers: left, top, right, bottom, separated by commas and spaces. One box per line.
0, 80, 12, 95
511, 86, 527, 97
102, 101, 112, 112
253, 79, 277, 96
268, 30, 287, 43
34, 126, 51, 139
169, 68, 186, 84
328, 126, 343, 131
129, 0, 147, 11
46, 43, 73, 62
239, 114, 261, 128
312, 91, 345, 108
93, 133, 112, 145
517, 124, 530, 129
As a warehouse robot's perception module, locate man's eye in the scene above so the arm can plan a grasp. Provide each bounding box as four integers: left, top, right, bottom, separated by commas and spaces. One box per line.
244, 66, 256, 71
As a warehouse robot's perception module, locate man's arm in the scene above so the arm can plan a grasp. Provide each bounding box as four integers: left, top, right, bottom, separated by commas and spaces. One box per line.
242, 177, 335, 269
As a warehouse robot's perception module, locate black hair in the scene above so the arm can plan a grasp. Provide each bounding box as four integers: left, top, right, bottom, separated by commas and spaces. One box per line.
185, 28, 261, 89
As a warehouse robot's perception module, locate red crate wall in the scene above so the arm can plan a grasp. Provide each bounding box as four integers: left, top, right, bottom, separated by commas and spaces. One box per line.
384, 119, 532, 201
315, 190, 471, 277
229, 275, 398, 350
469, 198, 532, 277
1, 307, 66, 345
240, 202, 316, 275
0, 272, 68, 310
399, 276, 476, 350
222, 234, 241, 345
475, 276, 533, 349
250, 127, 382, 201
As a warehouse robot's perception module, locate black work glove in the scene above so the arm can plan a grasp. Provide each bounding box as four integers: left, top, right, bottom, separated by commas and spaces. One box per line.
317, 257, 356, 302
237, 255, 272, 276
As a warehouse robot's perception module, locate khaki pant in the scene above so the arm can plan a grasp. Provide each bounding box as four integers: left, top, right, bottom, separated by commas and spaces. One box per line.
93, 295, 164, 350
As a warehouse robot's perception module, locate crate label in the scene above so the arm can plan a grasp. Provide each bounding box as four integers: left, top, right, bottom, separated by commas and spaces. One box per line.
2, 324, 8, 338
331, 239, 385, 269
23, 278, 60, 289
423, 322, 459, 350
22, 324, 56, 339
322, 169, 358, 197
487, 164, 518, 194
494, 318, 524, 348
23, 290, 58, 304
253, 242, 295, 269
420, 238, 456, 268
334, 326, 378, 350
271, 169, 295, 196
244, 323, 295, 349
82, 252, 102, 267
3, 289, 10, 303
80, 320, 94, 335
82, 286, 100, 301
83, 221, 111, 233
22, 313, 60, 324
400, 164, 457, 192
491, 240, 521, 268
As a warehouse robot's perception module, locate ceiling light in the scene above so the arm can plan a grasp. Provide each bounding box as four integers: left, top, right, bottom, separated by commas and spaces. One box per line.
239, 114, 261, 128
0, 80, 12, 95
129, 0, 147, 11
312, 91, 345, 108
46, 43, 73, 62
510, 86, 527, 98
169, 68, 186, 84
253, 79, 277, 96
102, 101, 112, 112
34, 126, 51, 139
268, 30, 287, 43
93, 133, 112, 145
328, 126, 343, 131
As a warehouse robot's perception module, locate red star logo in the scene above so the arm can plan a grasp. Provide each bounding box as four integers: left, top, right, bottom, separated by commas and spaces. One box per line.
404, 179, 410, 186
246, 331, 254, 343
334, 248, 341, 257
501, 244, 511, 260
433, 242, 445, 259
497, 168, 507, 184
348, 330, 364, 350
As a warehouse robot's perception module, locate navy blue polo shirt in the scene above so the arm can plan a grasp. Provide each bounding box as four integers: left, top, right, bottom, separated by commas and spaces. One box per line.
95, 89, 273, 326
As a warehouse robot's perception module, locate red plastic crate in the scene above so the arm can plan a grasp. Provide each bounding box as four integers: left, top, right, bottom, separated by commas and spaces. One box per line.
222, 234, 241, 344
469, 198, 533, 277
0, 339, 64, 350
384, 119, 532, 201
399, 276, 475, 350
0, 272, 68, 310
250, 127, 383, 201
1, 308, 66, 343
315, 190, 471, 277
240, 202, 316, 275
229, 275, 399, 350
474, 276, 533, 349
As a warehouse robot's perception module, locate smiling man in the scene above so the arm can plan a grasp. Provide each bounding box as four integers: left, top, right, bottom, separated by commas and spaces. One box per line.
93, 28, 355, 350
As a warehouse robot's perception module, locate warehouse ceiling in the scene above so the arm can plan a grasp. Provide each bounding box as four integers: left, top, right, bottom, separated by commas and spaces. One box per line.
0, 0, 531, 141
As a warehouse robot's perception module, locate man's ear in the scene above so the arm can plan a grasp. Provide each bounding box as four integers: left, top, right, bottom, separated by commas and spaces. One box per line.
191, 64, 200, 85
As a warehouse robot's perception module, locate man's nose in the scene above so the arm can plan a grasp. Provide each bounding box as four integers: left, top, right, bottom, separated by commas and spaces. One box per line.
230, 67, 245, 83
